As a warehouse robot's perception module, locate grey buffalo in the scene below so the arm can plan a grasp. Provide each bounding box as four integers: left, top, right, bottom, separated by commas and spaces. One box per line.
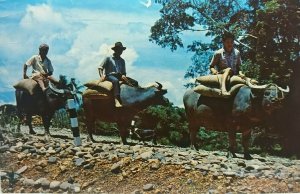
183, 83, 289, 159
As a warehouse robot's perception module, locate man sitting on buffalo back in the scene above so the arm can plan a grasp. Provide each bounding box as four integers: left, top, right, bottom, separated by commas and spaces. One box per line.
23, 44, 58, 92
98, 42, 129, 108
209, 32, 243, 97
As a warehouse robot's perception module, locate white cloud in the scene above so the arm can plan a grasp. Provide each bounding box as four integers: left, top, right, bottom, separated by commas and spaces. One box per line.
0, 3, 192, 106
20, 4, 65, 29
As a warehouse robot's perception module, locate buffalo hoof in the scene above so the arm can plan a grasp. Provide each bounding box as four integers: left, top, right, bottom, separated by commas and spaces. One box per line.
244, 153, 253, 160
190, 145, 198, 151
227, 151, 238, 158
121, 140, 129, 145
87, 135, 96, 143
29, 130, 36, 135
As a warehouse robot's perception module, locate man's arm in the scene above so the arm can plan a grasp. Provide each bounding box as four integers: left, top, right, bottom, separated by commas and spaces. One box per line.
236, 51, 244, 76
120, 59, 127, 81
98, 57, 108, 81
46, 59, 54, 77
209, 52, 219, 75
23, 64, 29, 79
23, 56, 35, 79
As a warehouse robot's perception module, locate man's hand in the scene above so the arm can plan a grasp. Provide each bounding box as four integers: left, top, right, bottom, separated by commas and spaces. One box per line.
211, 69, 218, 75
23, 74, 29, 79
100, 75, 106, 82
121, 75, 127, 80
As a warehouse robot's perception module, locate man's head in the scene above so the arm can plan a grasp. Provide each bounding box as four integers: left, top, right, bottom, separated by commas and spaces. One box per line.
111, 42, 126, 56
222, 32, 235, 52
39, 43, 49, 58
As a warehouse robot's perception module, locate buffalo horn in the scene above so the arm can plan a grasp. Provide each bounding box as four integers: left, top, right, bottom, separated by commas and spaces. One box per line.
49, 82, 65, 94
278, 86, 290, 93
155, 81, 163, 90
246, 79, 269, 89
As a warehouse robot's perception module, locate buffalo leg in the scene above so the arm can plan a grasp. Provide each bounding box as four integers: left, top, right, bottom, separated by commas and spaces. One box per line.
86, 120, 96, 143
26, 115, 35, 134
189, 123, 198, 150
242, 130, 252, 160
42, 115, 51, 135
227, 131, 238, 158
118, 122, 129, 145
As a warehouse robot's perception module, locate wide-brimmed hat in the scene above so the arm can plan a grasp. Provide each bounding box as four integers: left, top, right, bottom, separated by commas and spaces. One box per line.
111, 42, 126, 51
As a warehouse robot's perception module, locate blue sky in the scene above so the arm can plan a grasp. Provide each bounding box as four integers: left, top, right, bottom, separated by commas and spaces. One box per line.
0, 0, 204, 106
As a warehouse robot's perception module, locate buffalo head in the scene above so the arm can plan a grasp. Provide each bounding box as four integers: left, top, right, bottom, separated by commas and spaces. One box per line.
247, 81, 290, 114
146, 81, 169, 106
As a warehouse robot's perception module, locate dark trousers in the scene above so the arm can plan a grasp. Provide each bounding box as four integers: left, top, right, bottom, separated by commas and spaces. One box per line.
106, 74, 121, 97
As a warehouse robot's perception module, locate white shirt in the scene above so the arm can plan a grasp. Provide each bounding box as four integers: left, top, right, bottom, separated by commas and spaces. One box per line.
26, 55, 53, 75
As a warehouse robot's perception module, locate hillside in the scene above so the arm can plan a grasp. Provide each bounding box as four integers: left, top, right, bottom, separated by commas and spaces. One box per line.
0, 126, 299, 193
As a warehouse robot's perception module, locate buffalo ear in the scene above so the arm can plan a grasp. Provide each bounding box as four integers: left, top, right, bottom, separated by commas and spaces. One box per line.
155, 89, 167, 95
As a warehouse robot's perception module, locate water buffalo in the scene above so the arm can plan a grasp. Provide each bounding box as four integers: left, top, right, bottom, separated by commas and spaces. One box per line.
83, 82, 168, 144
183, 83, 289, 159
15, 82, 76, 136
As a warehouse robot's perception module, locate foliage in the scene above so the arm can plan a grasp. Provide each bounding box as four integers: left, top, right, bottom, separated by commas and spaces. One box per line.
135, 103, 190, 147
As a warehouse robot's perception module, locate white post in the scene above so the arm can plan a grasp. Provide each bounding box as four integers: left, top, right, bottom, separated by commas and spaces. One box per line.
67, 99, 81, 146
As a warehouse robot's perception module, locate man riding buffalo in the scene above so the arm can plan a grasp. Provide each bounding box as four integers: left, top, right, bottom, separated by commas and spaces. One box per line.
23, 44, 58, 92
98, 42, 129, 107
209, 32, 243, 97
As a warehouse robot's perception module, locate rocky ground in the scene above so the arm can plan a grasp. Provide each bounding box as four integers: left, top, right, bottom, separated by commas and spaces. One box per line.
0, 126, 300, 193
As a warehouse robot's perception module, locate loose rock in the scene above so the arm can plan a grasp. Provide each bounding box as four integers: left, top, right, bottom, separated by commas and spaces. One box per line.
143, 183, 154, 191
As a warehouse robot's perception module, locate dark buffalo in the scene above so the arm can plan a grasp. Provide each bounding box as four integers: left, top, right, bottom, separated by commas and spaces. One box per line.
15, 82, 76, 135
183, 83, 289, 159
83, 82, 168, 144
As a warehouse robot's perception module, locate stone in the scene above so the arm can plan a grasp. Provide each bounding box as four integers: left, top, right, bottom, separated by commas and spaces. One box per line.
178, 151, 189, 156
40, 178, 50, 188
75, 158, 85, 166
131, 189, 143, 194
102, 144, 111, 151
83, 163, 94, 169
50, 181, 61, 190
16, 166, 28, 174
9, 146, 18, 153
184, 165, 192, 170
23, 178, 35, 186
143, 183, 154, 191
223, 171, 236, 177
111, 162, 122, 173
108, 154, 118, 162
195, 164, 209, 171
60, 182, 71, 191
0, 171, 7, 177
124, 150, 134, 154
153, 152, 166, 161
140, 151, 153, 160
288, 184, 294, 191
17, 153, 26, 160
59, 165, 67, 172
70, 183, 81, 193
132, 145, 142, 152
186, 179, 193, 184
150, 161, 160, 170
245, 165, 259, 171
37, 160, 48, 168
237, 161, 246, 167
34, 142, 45, 149
48, 156, 57, 164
